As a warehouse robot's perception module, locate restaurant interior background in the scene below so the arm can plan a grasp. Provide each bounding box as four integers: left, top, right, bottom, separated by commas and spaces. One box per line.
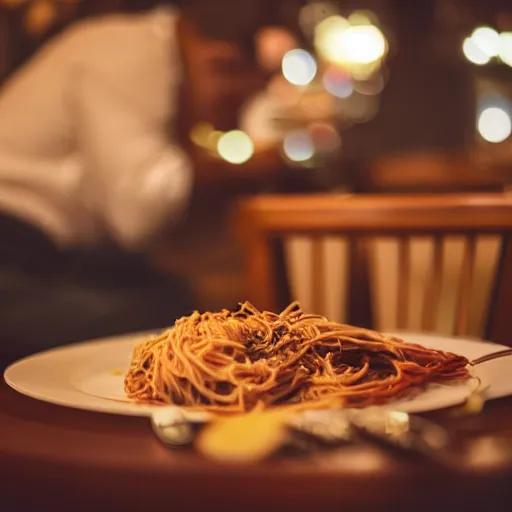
1, 0, 511, 336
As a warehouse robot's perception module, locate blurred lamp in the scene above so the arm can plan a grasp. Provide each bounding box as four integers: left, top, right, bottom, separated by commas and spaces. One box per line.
323, 66, 353, 98
283, 130, 315, 162
282, 49, 318, 86
471, 26, 500, 58
217, 130, 254, 164
315, 15, 350, 62
24, 0, 57, 37
339, 25, 387, 64
478, 107, 512, 143
315, 16, 386, 66
498, 32, 512, 67
462, 37, 491, 65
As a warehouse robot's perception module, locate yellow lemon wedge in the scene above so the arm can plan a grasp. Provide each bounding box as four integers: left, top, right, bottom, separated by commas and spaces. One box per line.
196, 410, 291, 463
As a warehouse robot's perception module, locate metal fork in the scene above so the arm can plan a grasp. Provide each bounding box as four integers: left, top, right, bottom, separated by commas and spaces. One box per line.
457, 348, 512, 415
470, 348, 512, 366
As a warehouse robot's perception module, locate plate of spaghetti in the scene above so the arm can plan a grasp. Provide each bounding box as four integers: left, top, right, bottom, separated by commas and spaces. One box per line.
4, 302, 512, 417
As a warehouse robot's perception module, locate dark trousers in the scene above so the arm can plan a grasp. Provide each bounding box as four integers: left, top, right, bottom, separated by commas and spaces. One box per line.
0, 214, 195, 364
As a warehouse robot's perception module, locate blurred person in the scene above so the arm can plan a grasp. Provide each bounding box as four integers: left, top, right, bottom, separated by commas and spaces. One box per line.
0, 0, 302, 361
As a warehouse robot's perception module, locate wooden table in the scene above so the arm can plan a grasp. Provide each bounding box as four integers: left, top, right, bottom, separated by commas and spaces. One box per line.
2, 379, 512, 512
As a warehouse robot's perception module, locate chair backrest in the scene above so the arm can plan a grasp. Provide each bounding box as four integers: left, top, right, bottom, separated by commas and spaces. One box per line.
235, 193, 512, 343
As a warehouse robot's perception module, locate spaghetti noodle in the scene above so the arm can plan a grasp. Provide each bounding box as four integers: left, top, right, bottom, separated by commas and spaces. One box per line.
124, 302, 470, 412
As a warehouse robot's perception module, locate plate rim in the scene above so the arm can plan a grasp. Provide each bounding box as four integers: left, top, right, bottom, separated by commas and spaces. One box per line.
4, 331, 509, 417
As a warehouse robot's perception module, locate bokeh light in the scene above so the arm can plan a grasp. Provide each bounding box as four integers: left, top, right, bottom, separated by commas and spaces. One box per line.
353, 74, 385, 96
478, 107, 512, 143
308, 123, 342, 153
190, 122, 214, 148
346, 25, 385, 62
207, 130, 223, 151
349, 61, 382, 81
347, 10, 378, 27
323, 66, 354, 98
498, 32, 512, 67
471, 26, 500, 58
217, 130, 254, 164
462, 37, 491, 65
283, 130, 315, 162
314, 15, 350, 63
316, 17, 386, 66
257, 27, 297, 71
282, 49, 317, 86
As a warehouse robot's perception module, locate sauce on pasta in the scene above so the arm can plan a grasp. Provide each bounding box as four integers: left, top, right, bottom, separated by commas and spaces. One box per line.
125, 302, 470, 413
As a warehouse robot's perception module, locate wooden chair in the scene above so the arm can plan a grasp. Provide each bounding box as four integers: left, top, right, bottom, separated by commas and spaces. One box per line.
235, 193, 512, 345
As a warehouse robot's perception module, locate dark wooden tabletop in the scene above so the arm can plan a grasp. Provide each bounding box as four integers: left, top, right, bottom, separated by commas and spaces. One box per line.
2, 379, 512, 512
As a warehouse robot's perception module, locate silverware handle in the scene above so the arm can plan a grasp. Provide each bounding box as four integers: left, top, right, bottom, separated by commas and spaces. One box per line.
471, 349, 512, 366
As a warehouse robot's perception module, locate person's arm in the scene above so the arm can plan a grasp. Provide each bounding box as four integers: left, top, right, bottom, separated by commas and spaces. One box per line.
72, 67, 192, 250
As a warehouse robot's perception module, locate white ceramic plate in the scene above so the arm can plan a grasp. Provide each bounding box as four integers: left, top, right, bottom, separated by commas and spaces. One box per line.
4, 331, 512, 417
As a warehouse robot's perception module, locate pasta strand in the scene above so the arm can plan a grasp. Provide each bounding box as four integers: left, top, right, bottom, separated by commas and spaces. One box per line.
124, 302, 470, 412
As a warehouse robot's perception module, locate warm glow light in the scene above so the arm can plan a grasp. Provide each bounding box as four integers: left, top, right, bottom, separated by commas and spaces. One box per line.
348, 10, 375, 26
349, 61, 382, 81
299, 2, 339, 39
354, 75, 385, 95
386, 411, 410, 436
471, 26, 500, 57
308, 123, 342, 153
498, 32, 512, 67
478, 107, 512, 143
257, 27, 297, 71
299, 92, 334, 119
1, 0, 26, 8
282, 49, 317, 86
207, 130, 223, 150
217, 130, 254, 164
314, 16, 350, 62
323, 67, 353, 98
315, 17, 386, 66
283, 130, 315, 162
462, 37, 491, 65
189, 122, 224, 152
267, 75, 302, 106
339, 25, 387, 63
190, 122, 214, 148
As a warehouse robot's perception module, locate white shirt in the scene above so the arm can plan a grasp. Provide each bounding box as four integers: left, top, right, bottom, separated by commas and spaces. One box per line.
0, 7, 192, 249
